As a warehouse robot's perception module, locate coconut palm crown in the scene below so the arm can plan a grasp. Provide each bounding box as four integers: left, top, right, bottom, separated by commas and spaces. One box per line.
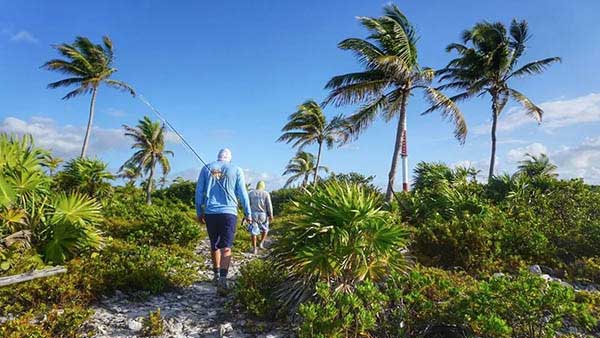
431, 20, 561, 180
42, 36, 135, 158
324, 4, 466, 202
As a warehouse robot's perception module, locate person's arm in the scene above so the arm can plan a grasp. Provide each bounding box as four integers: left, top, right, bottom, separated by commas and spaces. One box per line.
195, 167, 207, 220
266, 192, 273, 220
235, 168, 252, 219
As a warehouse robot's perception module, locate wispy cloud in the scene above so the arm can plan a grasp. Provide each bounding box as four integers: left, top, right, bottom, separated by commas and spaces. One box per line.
0, 115, 180, 159
474, 93, 600, 134
106, 108, 127, 117
10, 30, 38, 44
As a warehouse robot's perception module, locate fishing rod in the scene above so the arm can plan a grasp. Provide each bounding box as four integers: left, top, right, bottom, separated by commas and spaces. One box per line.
137, 94, 242, 206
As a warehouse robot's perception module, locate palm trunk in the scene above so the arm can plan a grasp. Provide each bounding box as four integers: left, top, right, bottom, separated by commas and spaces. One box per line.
146, 163, 154, 205
313, 142, 323, 185
488, 97, 499, 182
385, 92, 408, 203
80, 86, 98, 158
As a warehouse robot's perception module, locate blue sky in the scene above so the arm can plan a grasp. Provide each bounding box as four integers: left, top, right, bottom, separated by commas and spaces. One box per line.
1, 0, 600, 187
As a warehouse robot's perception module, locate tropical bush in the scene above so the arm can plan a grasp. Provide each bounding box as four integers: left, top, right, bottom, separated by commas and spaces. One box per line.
401, 161, 600, 275
233, 259, 286, 320
55, 158, 114, 198
272, 180, 410, 309
102, 194, 200, 247
0, 134, 104, 267
298, 281, 388, 338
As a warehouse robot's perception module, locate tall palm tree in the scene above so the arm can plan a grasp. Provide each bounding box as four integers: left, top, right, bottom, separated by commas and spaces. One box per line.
278, 100, 348, 185
432, 20, 561, 181
324, 4, 466, 202
121, 116, 173, 205
283, 151, 328, 188
43, 36, 135, 158
517, 153, 558, 178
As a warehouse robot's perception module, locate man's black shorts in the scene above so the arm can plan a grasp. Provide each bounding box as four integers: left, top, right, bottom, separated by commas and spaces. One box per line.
205, 213, 237, 250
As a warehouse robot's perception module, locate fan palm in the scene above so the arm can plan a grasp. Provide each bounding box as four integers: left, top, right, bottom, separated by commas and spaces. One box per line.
432, 20, 561, 181
517, 153, 558, 178
278, 100, 349, 185
283, 151, 328, 188
57, 158, 114, 198
122, 116, 173, 205
325, 4, 466, 202
42, 36, 135, 158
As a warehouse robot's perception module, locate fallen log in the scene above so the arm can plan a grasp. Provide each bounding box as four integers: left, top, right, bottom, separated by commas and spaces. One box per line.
0, 266, 67, 287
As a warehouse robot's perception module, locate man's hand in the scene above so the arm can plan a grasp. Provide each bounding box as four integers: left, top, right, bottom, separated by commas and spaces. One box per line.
268, 216, 273, 222
244, 215, 252, 224
197, 214, 206, 224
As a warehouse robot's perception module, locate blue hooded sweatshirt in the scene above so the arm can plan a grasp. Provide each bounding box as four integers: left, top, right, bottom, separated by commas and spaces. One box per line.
195, 160, 251, 217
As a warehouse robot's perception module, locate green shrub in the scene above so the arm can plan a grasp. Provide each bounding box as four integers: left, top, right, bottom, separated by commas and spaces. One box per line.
464, 272, 597, 338
272, 181, 410, 309
86, 240, 201, 294
102, 193, 201, 247
153, 179, 195, 206
298, 281, 388, 338
141, 308, 165, 337
0, 306, 93, 338
233, 259, 285, 319
269, 187, 298, 216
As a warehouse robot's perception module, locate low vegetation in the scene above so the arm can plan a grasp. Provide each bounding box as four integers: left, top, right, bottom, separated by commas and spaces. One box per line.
0, 134, 202, 337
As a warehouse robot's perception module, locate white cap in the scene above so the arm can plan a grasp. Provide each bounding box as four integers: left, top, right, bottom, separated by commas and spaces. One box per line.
217, 148, 232, 162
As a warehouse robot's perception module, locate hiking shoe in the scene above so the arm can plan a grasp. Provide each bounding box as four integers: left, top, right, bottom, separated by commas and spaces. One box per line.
217, 278, 230, 297
212, 274, 219, 286
259, 241, 265, 249
253, 247, 259, 255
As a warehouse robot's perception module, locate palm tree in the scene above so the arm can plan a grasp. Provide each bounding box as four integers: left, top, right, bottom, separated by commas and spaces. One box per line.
122, 116, 173, 205
283, 151, 328, 188
517, 153, 558, 178
324, 4, 466, 202
117, 165, 140, 186
42, 155, 63, 176
433, 20, 561, 181
42, 36, 135, 158
278, 100, 348, 185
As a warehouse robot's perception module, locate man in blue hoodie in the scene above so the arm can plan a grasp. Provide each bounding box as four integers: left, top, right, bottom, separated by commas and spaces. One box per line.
195, 148, 251, 295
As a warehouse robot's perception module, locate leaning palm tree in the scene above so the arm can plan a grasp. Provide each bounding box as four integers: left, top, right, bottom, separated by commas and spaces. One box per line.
278, 100, 348, 185
283, 151, 328, 188
432, 20, 561, 181
43, 36, 135, 158
324, 4, 466, 202
517, 153, 558, 178
121, 116, 173, 205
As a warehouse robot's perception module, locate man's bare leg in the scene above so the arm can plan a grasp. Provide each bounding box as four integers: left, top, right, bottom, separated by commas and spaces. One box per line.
259, 231, 268, 248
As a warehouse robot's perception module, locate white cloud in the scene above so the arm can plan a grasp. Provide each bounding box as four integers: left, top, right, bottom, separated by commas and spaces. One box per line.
553, 137, 600, 184
506, 142, 548, 162
474, 93, 600, 134
10, 30, 38, 44
0, 116, 180, 159
504, 139, 600, 184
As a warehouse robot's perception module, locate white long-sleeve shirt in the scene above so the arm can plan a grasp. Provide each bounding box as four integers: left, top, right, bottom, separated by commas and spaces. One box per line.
248, 189, 273, 217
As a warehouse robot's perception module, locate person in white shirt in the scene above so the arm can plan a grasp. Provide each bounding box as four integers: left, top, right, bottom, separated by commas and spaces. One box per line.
247, 181, 273, 254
